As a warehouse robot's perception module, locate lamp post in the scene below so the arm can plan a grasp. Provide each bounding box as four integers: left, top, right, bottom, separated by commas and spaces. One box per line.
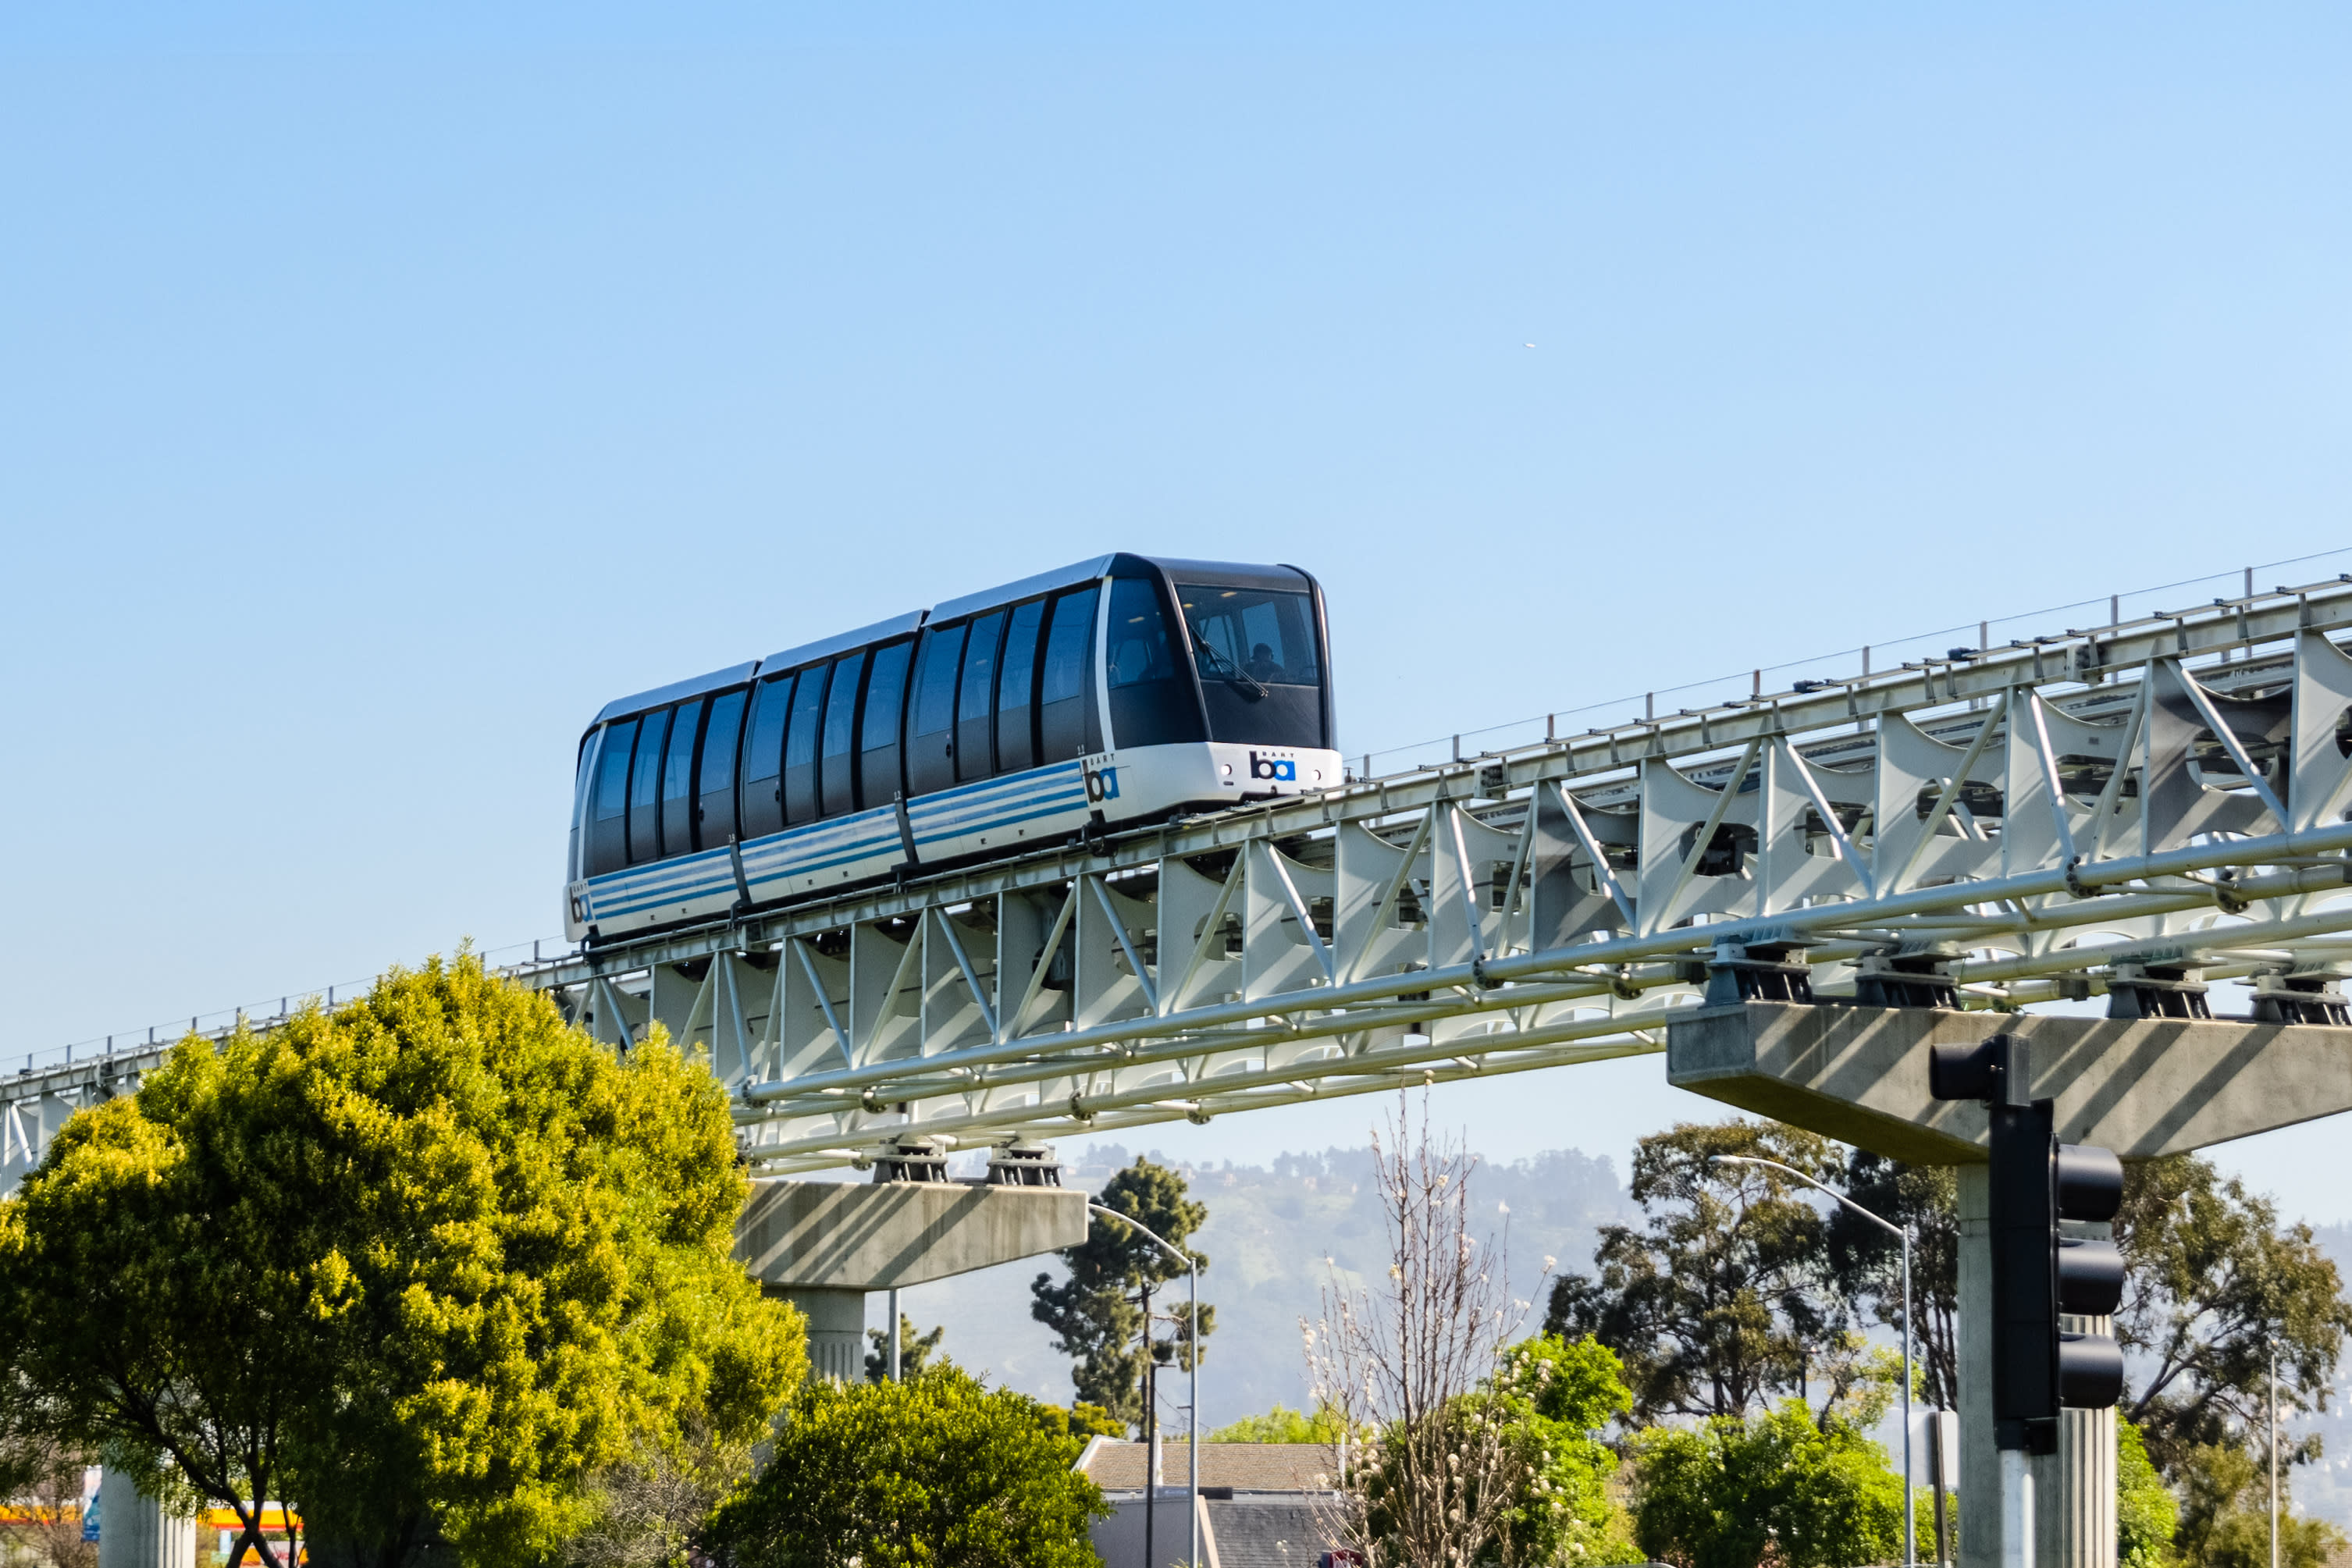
1713, 1154, 1916, 1568
1091, 1203, 1201, 1568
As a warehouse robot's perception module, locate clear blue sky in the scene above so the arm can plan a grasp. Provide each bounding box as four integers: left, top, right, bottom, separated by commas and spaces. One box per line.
7, 4, 2350, 1209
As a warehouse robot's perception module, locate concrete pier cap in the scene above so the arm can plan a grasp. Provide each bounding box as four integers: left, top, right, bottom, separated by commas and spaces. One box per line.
735, 1166, 1091, 1381
1665, 999, 2352, 1163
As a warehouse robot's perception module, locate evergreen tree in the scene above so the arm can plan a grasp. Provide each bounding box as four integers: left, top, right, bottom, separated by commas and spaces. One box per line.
864, 1315, 946, 1382
1029, 1157, 1213, 1431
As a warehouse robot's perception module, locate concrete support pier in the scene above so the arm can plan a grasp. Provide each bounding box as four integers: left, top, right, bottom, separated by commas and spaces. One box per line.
735, 1176, 1089, 1381
95, 1468, 194, 1568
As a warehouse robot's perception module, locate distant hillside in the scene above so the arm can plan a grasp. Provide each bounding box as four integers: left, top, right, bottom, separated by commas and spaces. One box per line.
889, 1140, 1635, 1428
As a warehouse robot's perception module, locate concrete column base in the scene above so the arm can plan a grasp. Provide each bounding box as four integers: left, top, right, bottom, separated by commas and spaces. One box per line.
96, 1468, 194, 1568
775, 1285, 866, 1383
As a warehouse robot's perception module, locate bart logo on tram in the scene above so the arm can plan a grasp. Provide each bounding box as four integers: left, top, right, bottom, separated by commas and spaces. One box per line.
564, 554, 1341, 944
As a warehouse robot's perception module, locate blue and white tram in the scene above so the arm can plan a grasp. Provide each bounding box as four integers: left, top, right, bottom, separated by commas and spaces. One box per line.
564, 553, 1343, 944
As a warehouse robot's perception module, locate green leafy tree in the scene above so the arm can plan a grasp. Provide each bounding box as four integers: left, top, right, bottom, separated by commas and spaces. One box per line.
1822, 1153, 1959, 1412
1629, 1401, 1905, 1568
1029, 1157, 1213, 1431
1038, 1402, 1128, 1442
2115, 1155, 2352, 1479
1546, 1121, 1847, 1420
1208, 1404, 1351, 1443
0, 953, 805, 1568
865, 1316, 946, 1383
2116, 1418, 2178, 1568
2170, 1440, 2343, 1568
1485, 1334, 1642, 1568
710, 1364, 1111, 1568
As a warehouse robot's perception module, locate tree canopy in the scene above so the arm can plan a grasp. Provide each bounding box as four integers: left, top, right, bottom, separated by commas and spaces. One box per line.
1821, 1151, 1958, 1411
1547, 1122, 1847, 1420
1485, 1334, 1642, 1568
709, 1364, 1110, 1568
1030, 1157, 1212, 1431
2115, 1154, 2352, 1475
0, 952, 804, 1568
1629, 1402, 1906, 1568
2117, 1418, 2179, 1568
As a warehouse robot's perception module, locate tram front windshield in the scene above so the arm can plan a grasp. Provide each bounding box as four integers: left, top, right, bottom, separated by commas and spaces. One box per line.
1176, 583, 1325, 749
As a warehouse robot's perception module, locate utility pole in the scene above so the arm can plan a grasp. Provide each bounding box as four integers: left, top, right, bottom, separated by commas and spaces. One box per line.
1137, 1278, 1156, 1568
1091, 1204, 1201, 1568
2271, 1340, 2280, 1568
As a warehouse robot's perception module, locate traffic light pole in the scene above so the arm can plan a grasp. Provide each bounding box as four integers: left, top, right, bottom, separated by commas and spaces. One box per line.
2001, 1448, 2036, 1568
1934, 1034, 2126, 1568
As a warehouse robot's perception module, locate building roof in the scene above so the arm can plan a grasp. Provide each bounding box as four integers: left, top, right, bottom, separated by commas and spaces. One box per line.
1077, 1441, 1340, 1493
1204, 1498, 1341, 1568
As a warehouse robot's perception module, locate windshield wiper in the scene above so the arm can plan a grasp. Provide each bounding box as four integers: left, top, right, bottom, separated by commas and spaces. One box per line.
1188, 622, 1268, 699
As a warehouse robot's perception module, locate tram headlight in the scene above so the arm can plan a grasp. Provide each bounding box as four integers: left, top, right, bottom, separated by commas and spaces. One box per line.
1220, 763, 1233, 776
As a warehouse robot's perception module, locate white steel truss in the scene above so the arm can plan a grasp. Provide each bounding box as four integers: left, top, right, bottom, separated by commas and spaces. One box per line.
15, 574, 2352, 1186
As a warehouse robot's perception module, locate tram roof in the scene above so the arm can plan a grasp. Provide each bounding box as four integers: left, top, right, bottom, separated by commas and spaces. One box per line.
592, 660, 760, 726
757, 610, 929, 677
589, 554, 1316, 729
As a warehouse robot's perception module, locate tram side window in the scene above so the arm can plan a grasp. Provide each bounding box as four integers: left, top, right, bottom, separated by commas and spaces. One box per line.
586, 719, 637, 877
1104, 576, 1204, 749
628, 708, 672, 865
859, 639, 913, 811
739, 675, 792, 841
820, 651, 866, 819
995, 599, 1044, 774
784, 666, 828, 824
1037, 585, 1101, 763
699, 688, 748, 849
906, 622, 966, 798
660, 698, 704, 858
956, 610, 1004, 784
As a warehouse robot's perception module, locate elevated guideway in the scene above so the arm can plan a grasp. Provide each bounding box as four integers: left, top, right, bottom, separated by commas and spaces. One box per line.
16, 572, 2352, 1187
511, 571, 2352, 1171
24, 567, 2352, 1568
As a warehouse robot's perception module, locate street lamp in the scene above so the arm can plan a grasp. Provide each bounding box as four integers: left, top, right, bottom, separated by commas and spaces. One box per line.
2270, 1338, 2279, 1568
1090, 1203, 1201, 1568
1712, 1154, 1916, 1568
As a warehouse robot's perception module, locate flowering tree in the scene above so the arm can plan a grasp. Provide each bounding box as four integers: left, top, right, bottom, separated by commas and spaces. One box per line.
1307, 1093, 1541, 1568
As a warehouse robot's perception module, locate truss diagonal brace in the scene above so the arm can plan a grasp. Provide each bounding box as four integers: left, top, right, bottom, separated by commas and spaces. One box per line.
930, 909, 998, 1040
1087, 875, 1159, 1012
789, 938, 855, 1069
1258, 842, 1337, 987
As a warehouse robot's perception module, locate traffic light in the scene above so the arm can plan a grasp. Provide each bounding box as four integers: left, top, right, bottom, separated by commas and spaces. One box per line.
1930, 1033, 2126, 1453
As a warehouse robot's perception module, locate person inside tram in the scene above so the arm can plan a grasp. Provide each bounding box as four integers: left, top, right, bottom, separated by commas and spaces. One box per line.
1244, 642, 1286, 682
